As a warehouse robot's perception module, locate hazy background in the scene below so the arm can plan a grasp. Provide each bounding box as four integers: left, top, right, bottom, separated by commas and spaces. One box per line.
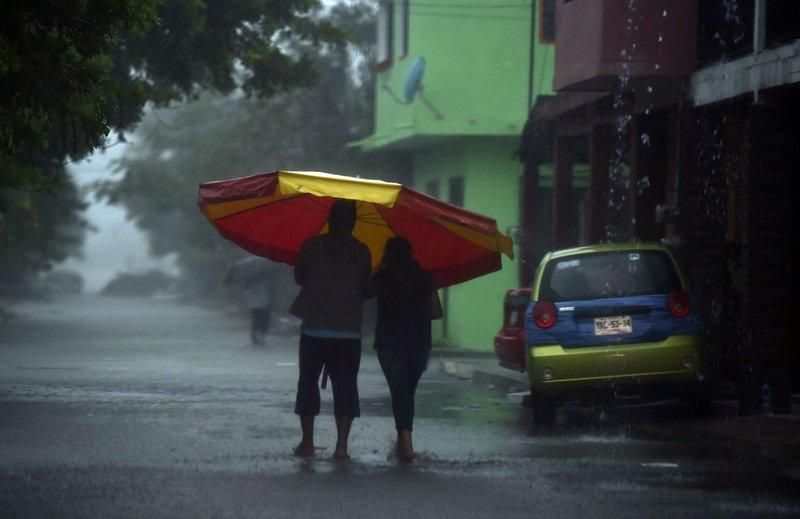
64, 146, 178, 293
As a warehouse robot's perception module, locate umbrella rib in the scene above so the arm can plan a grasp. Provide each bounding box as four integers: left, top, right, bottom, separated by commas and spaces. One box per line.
278, 197, 331, 214
356, 218, 392, 229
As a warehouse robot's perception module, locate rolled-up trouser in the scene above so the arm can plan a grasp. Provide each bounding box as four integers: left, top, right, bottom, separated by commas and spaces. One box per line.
377, 349, 429, 431
294, 334, 361, 418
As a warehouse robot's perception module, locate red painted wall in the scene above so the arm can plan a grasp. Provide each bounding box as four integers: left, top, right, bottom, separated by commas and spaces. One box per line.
554, 0, 697, 91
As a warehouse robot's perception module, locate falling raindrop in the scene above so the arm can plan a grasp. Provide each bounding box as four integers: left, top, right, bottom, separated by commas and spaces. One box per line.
662, 8, 667, 17
646, 86, 653, 93
654, 63, 661, 71
658, 35, 663, 42
640, 133, 650, 146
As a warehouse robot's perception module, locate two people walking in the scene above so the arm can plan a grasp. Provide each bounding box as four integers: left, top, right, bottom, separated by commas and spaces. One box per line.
289, 200, 441, 461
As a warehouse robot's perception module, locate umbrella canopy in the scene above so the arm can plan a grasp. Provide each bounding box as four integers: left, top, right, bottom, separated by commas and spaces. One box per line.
198, 170, 513, 288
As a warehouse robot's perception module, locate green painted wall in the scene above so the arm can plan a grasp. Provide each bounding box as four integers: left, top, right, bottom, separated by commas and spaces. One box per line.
354, 1, 558, 350
362, 0, 535, 150
414, 138, 520, 349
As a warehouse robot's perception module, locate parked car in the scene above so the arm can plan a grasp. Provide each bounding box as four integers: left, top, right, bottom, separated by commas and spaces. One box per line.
494, 289, 531, 372
525, 242, 707, 426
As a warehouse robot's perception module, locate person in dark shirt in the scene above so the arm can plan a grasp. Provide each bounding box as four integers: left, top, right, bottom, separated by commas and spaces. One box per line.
290, 200, 372, 460
372, 236, 442, 462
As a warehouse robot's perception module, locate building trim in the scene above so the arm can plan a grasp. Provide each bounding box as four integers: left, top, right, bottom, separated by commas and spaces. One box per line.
690, 40, 800, 106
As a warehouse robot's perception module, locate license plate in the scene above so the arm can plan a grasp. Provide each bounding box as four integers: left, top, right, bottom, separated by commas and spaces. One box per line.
593, 315, 632, 335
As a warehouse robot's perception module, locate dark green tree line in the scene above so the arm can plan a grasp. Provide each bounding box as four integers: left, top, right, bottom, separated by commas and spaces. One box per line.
98, 1, 382, 300
0, 0, 341, 296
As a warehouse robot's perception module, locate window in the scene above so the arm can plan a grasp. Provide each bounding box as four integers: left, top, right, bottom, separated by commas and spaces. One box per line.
540, 0, 556, 43
766, 0, 800, 47
376, 1, 394, 68
448, 177, 464, 207
399, 0, 410, 57
539, 251, 681, 302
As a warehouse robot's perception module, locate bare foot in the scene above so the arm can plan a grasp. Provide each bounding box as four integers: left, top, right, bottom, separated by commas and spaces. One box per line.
397, 431, 414, 462
396, 445, 414, 462
293, 441, 316, 458
333, 445, 350, 460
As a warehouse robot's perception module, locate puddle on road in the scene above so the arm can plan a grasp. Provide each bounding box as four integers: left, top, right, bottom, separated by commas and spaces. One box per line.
641, 461, 680, 468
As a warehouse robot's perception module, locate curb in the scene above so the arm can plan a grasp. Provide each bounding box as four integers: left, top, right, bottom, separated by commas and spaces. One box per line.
472, 368, 528, 390
431, 348, 496, 359
437, 357, 528, 389
440, 358, 800, 471
633, 420, 800, 468
439, 360, 474, 380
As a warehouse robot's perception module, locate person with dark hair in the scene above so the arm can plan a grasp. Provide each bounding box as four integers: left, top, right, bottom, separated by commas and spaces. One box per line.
289, 199, 372, 460
372, 236, 442, 462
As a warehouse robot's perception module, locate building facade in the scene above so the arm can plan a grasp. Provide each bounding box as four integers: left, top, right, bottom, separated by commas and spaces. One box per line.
355, 0, 559, 349
523, 0, 798, 412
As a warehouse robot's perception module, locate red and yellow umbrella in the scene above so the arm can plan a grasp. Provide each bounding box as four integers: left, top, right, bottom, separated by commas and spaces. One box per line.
198, 170, 513, 288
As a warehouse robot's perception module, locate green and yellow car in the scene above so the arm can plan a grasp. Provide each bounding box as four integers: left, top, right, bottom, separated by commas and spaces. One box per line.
525, 242, 707, 425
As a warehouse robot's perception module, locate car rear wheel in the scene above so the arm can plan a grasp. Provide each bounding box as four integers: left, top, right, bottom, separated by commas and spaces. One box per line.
531, 392, 557, 427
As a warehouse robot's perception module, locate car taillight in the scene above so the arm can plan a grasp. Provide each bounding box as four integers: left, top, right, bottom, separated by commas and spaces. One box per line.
667, 290, 691, 318
533, 300, 558, 329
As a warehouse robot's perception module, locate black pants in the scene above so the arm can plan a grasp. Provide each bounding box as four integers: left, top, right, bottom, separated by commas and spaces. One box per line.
377, 349, 429, 431
251, 307, 270, 333
294, 335, 361, 418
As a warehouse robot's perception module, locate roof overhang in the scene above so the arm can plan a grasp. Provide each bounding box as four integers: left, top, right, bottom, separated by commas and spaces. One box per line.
690, 40, 800, 106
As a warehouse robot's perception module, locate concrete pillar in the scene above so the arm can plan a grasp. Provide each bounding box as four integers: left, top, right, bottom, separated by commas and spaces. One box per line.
588, 125, 613, 243
552, 134, 574, 250
739, 104, 794, 414
520, 161, 540, 287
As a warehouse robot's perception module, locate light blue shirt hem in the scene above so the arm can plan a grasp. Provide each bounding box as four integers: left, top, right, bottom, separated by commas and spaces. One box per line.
301, 324, 361, 340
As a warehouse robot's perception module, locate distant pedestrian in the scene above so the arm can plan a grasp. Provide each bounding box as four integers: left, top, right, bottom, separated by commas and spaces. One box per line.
371, 236, 442, 462
247, 274, 272, 345
289, 200, 371, 460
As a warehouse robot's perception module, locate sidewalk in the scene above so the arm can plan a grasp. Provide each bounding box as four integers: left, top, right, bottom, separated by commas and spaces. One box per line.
633, 406, 800, 468
435, 348, 800, 470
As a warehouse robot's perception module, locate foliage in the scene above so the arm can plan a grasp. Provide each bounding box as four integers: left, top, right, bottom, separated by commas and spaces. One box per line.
0, 0, 342, 190
98, 1, 380, 299
100, 269, 177, 296
0, 169, 88, 295
41, 268, 85, 295
0, 0, 342, 298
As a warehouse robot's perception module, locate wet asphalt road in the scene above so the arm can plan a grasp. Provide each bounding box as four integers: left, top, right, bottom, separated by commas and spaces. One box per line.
0, 295, 798, 518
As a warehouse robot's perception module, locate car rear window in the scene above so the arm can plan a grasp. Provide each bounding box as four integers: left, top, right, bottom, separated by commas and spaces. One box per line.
538, 250, 682, 302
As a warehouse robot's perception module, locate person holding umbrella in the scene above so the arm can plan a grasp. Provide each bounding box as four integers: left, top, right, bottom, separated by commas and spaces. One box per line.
198, 170, 514, 458
372, 237, 442, 462
289, 200, 371, 460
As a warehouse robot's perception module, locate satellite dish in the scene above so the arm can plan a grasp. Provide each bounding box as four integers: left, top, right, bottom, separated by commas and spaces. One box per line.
380, 56, 443, 119
404, 57, 426, 103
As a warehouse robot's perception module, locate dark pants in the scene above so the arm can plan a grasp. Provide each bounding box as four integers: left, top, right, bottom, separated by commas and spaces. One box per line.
251, 307, 270, 333
377, 350, 429, 431
294, 335, 361, 418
